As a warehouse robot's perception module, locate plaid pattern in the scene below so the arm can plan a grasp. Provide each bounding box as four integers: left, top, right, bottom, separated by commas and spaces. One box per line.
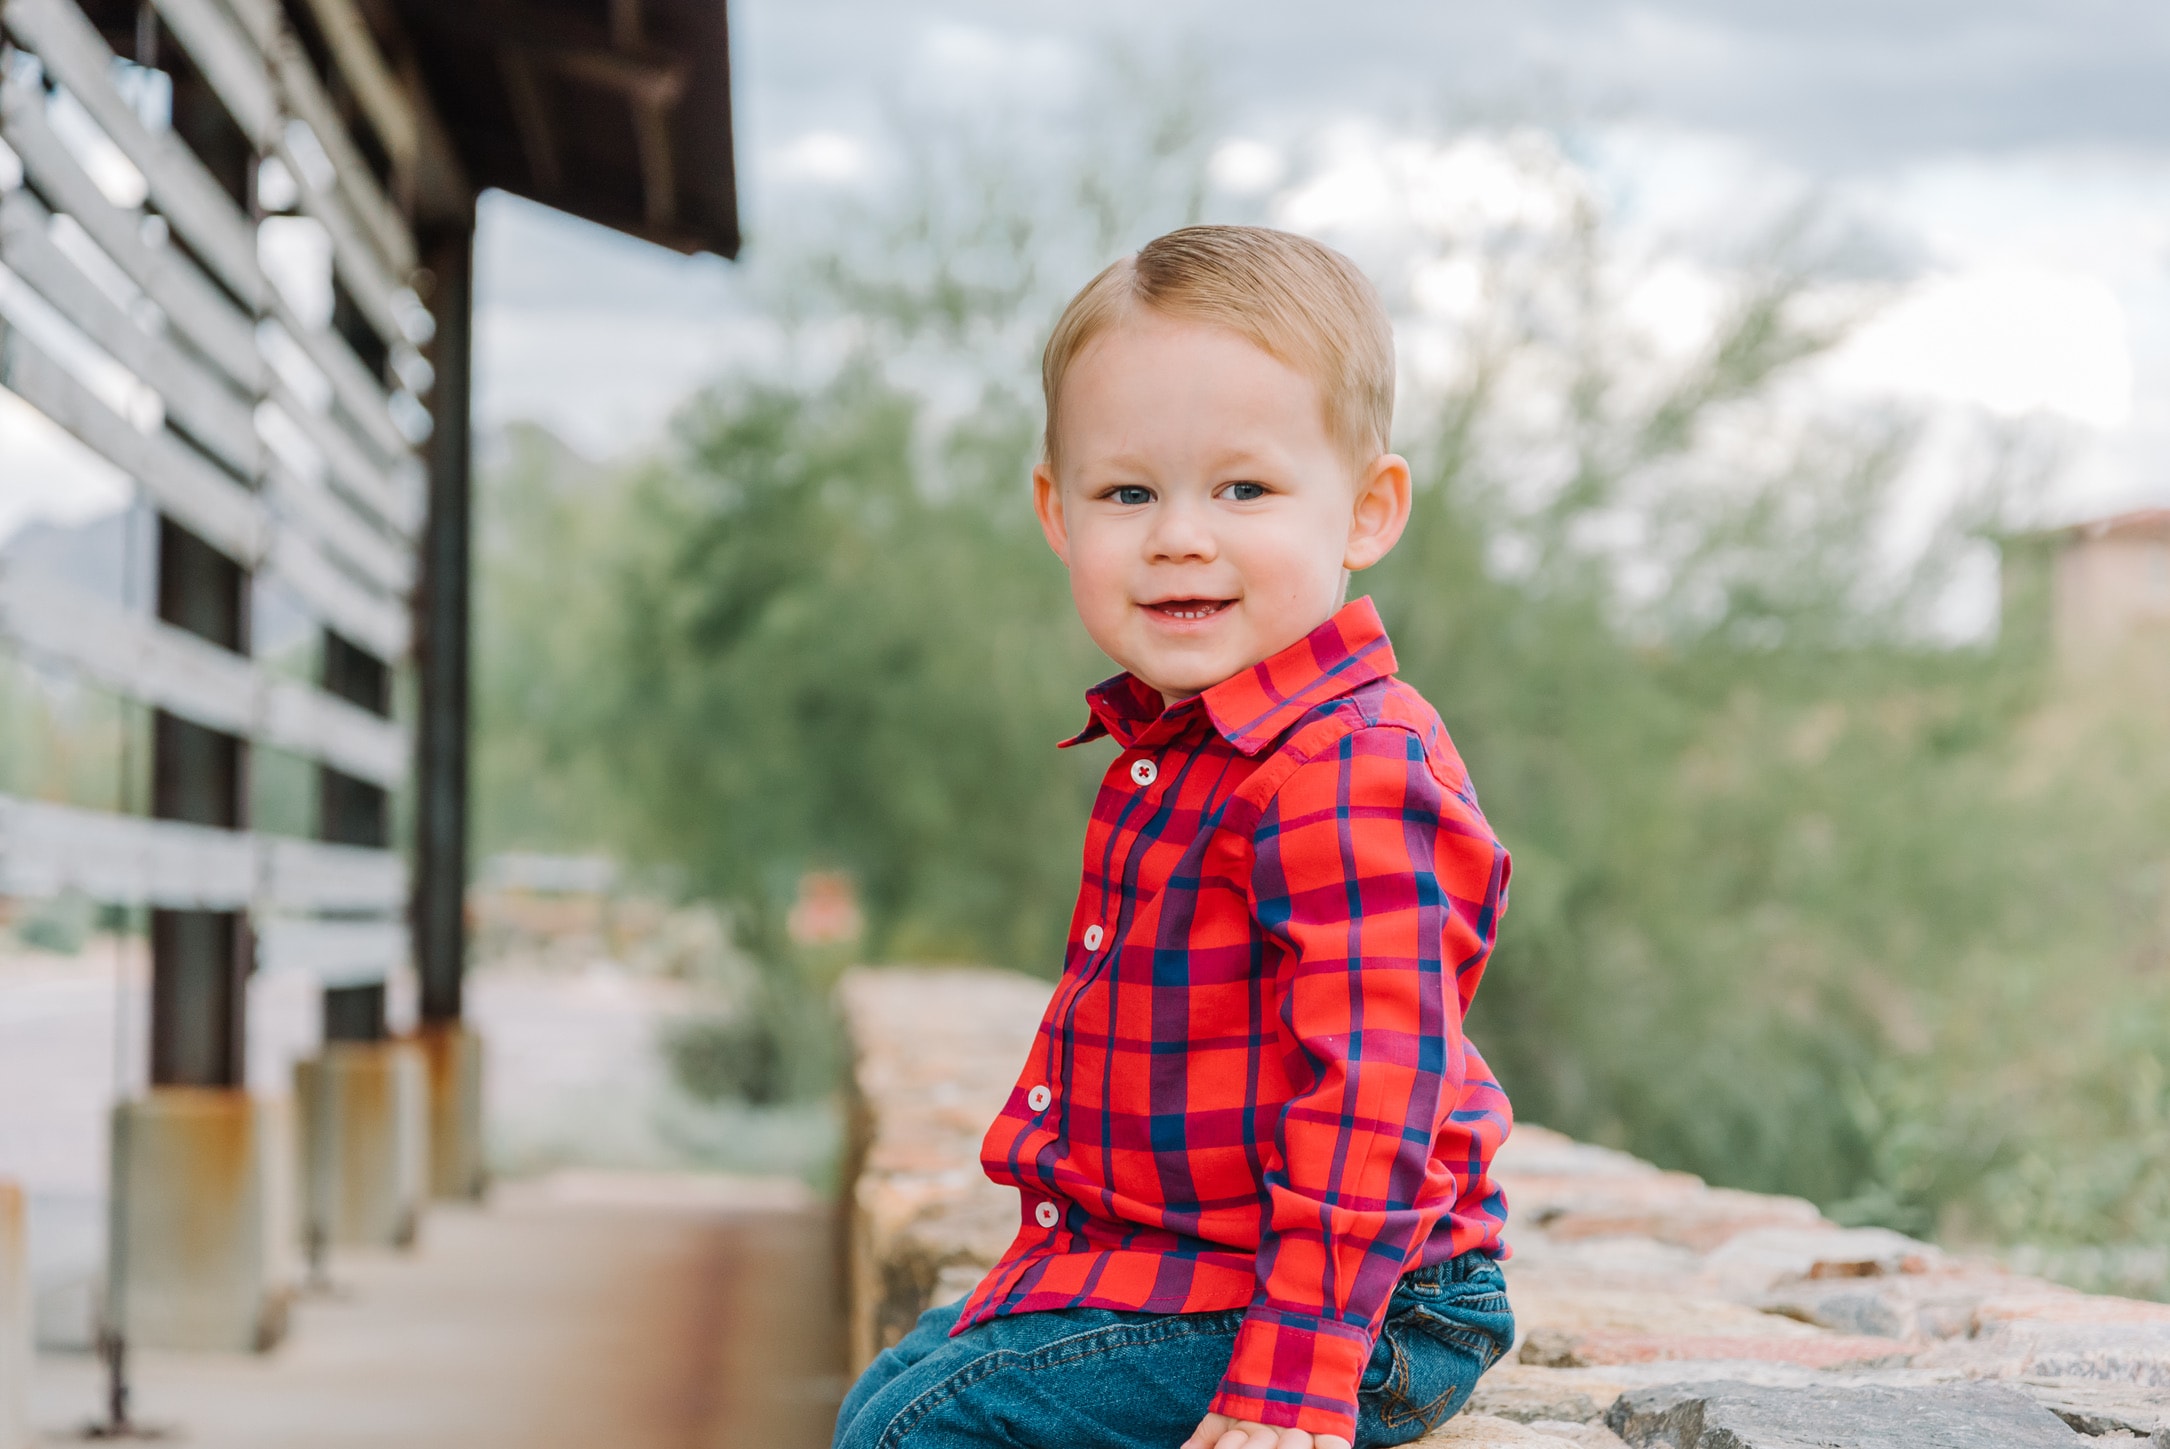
951, 598, 1513, 1441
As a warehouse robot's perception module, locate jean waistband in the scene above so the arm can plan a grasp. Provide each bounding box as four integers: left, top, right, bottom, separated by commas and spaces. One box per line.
1402, 1248, 1502, 1288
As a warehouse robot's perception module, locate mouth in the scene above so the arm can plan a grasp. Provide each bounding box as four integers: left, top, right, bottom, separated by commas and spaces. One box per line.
1141, 598, 1235, 623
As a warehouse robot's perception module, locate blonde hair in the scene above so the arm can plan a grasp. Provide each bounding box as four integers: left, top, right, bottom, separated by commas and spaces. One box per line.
1041, 225, 1395, 473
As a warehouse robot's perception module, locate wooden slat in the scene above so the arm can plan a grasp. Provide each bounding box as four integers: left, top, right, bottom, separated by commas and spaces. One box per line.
254, 916, 402, 986
0, 319, 267, 562
2, 0, 264, 307
263, 291, 411, 463
282, 138, 411, 346
0, 561, 254, 735
263, 456, 413, 595
0, 795, 406, 916
0, 188, 261, 478
264, 527, 409, 659
0, 78, 263, 393
267, 373, 421, 538
0, 565, 407, 786
267, 27, 416, 277
147, 0, 280, 149
293, 0, 418, 178
261, 674, 405, 784
0, 794, 255, 906
258, 835, 404, 912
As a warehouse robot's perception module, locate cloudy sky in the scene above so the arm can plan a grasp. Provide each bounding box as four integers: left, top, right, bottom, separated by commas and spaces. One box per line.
467, 0, 2170, 526
3, 1, 2167, 540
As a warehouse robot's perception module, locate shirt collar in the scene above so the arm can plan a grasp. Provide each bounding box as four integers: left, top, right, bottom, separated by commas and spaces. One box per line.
1062, 596, 1399, 757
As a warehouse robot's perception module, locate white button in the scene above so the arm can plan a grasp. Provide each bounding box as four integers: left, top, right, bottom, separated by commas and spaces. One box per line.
1130, 758, 1158, 787
1027, 1085, 1052, 1112
1034, 1201, 1060, 1228
1082, 924, 1104, 951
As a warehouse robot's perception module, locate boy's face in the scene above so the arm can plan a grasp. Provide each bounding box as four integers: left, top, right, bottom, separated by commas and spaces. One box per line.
1034, 311, 1412, 706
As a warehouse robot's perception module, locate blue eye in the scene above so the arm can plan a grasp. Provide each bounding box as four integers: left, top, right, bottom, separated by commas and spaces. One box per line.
1112, 486, 1152, 505
1226, 481, 1266, 501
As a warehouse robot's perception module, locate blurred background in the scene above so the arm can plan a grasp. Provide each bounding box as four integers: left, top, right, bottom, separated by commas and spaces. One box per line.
4, 3, 2169, 1423
464, 0, 2170, 1290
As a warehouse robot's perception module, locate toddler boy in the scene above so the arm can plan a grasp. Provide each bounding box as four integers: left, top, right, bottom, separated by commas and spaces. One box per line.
833, 226, 1515, 1449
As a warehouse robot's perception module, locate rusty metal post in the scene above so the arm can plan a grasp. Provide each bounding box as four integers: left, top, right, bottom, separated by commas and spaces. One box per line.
412, 215, 485, 1198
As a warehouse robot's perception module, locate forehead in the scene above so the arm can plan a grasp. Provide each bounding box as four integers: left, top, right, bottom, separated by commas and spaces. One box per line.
1055, 312, 1334, 467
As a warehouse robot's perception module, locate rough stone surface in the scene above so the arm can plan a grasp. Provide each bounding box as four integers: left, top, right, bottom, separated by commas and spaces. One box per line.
2016, 1379, 2170, 1441
1607, 1380, 2090, 1447
841, 967, 2170, 1444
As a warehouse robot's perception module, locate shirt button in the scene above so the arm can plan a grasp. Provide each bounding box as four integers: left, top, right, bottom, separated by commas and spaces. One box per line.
1034, 1201, 1060, 1228
1082, 924, 1103, 951
1130, 758, 1158, 787
1027, 1085, 1052, 1112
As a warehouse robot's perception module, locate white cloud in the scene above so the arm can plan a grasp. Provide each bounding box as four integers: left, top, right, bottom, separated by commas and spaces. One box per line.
1209, 139, 1285, 196
1830, 265, 2133, 427
771, 131, 872, 186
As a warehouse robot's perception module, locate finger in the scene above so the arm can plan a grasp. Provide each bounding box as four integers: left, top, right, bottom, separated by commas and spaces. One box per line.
1315, 1437, 1351, 1449
1183, 1416, 1228, 1449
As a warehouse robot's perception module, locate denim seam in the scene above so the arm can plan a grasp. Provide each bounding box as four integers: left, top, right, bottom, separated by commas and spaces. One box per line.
870, 1311, 1247, 1449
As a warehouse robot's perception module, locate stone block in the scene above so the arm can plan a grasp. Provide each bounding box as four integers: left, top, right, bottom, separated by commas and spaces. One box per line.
1606, 1379, 2088, 1447
1412, 1413, 1610, 1446
108, 1090, 286, 1352
837, 967, 1054, 1370
295, 1040, 429, 1250
413, 1021, 487, 1201
1533, 1184, 1827, 1253
2018, 1379, 2170, 1442
1, 1181, 27, 1449
1697, 1226, 1940, 1300
1510, 1288, 1910, 1370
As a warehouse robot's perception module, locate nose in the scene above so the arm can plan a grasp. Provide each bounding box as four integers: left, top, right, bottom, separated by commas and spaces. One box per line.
1144, 492, 1217, 565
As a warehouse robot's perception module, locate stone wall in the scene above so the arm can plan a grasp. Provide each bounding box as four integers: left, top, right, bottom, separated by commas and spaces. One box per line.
839, 967, 2170, 1449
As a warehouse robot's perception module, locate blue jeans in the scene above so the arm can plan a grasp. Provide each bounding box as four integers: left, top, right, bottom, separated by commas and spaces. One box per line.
833, 1252, 1514, 1449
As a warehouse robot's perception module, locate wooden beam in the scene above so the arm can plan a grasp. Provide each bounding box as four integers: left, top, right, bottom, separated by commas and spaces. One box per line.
264, 526, 410, 660
0, 320, 267, 563
0, 565, 408, 786
0, 188, 261, 478
3, 0, 264, 307
293, 0, 419, 177
0, 795, 406, 915
254, 917, 402, 987
497, 47, 560, 196
0, 79, 263, 394
0, 795, 254, 908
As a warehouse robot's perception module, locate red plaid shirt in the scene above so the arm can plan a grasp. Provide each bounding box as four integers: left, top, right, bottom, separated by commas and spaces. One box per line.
952, 597, 1513, 1440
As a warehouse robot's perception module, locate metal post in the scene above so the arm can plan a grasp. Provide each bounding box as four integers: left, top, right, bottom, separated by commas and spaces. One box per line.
415, 218, 474, 1026
319, 631, 392, 1043
410, 216, 484, 1200
148, 519, 250, 1088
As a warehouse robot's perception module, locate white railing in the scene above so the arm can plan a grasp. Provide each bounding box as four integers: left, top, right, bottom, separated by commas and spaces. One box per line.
0, 0, 427, 990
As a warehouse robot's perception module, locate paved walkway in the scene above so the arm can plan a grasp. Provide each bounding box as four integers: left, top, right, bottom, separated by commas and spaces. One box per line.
28, 1172, 846, 1449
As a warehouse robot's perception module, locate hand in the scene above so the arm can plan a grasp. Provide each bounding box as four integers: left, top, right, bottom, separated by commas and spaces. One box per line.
1181, 1413, 1351, 1449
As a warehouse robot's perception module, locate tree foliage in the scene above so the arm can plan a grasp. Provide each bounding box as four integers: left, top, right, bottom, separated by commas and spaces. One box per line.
474, 87, 2170, 1263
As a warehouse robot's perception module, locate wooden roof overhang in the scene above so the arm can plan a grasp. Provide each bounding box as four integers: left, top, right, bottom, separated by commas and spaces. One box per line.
386, 0, 740, 258
60, 0, 739, 259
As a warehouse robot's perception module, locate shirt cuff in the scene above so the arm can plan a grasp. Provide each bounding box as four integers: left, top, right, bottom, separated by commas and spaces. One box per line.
1210, 1306, 1375, 1442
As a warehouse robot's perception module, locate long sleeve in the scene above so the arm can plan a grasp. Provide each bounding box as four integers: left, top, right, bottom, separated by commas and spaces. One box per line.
1209, 725, 1510, 1440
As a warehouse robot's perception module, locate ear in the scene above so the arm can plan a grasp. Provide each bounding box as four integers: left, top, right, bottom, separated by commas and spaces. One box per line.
1344, 452, 1413, 572
1033, 462, 1071, 566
